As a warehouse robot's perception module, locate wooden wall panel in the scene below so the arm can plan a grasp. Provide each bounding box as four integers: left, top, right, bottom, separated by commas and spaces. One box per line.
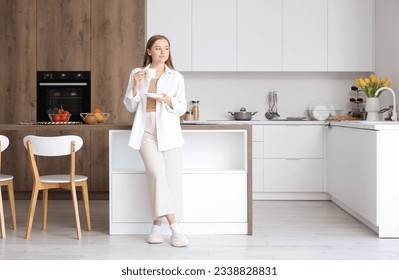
0, 1, 6, 123
91, 0, 146, 124
0, 0, 36, 123
89, 130, 109, 192
37, 0, 90, 70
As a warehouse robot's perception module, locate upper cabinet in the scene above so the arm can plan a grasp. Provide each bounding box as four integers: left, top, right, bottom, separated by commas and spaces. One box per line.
0, 0, 36, 123
283, 0, 327, 71
37, 0, 91, 71
146, 0, 375, 72
328, 0, 375, 71
146, 0, 191, 71
237, 0, 282, 71
192, 0, 237, 71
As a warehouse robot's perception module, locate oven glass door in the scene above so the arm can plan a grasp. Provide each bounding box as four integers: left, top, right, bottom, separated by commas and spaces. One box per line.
37, 80, 90, 122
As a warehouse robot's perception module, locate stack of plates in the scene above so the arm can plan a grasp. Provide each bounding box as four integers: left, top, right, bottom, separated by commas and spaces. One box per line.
309, 102, 332, 121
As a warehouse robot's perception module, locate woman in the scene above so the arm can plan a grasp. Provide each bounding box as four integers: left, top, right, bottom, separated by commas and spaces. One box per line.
123, 35, 188, 247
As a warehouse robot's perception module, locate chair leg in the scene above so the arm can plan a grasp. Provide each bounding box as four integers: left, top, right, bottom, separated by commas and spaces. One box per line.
7, 181, 17, 230
25, 189, 39, 239
0, 188, 5, 238
81, 181, 91, 231
42, 189, 49, 230
70, 184, 82, 240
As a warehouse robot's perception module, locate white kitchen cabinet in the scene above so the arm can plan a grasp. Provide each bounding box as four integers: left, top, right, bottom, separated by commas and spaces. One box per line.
263, 158, 323, 192
253, 124, 325, 198
146, 0, 374, 72
327, 126, 377, 225
252, 125, 264, 192
252, 124, 264, 142
109, 129, 250, 235
263, 125, 323, 158
111, 173, 151, 223
192, 0, 237, 71
146, 0, 192, 71
110, 173, 247, 224
182, 174, 247, 223
283, 0, 327, 71
263, 125, 323, 193
252, 158, 264, 193
327, 124, 399, 238
237, 0, 282, 71
328, 0, 375, 71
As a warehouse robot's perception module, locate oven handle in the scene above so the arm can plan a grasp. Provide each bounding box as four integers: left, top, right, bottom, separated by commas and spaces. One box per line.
39, 82, 88, 86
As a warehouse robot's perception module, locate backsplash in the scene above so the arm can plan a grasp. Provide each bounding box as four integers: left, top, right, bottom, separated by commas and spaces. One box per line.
183, 72, 380, 120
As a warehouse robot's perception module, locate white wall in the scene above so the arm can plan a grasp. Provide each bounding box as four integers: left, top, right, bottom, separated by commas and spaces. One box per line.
375, 0, 399, 109
183, 72, 365, 120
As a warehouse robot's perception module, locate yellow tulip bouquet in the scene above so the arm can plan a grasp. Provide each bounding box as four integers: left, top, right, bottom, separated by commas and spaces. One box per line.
355, 74, 392, 98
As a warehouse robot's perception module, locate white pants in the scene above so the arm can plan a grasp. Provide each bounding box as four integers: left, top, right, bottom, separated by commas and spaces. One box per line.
139, 112, 183, 221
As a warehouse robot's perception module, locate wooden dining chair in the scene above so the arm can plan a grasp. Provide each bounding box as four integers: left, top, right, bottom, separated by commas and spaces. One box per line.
23, 135, 91, 240
0, 135, 17, 238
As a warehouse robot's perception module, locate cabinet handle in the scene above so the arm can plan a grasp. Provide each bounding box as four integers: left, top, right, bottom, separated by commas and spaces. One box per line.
285, 158, 301, 160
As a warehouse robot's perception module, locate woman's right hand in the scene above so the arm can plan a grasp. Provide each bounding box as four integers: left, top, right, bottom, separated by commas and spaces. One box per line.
134, 69, 146, 85
133, 70, 145, 96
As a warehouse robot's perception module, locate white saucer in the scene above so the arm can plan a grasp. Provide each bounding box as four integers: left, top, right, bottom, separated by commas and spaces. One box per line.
146, 92, 163, 99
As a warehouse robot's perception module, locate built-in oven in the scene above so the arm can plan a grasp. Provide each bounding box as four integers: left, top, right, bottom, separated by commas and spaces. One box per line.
37, 71, 91, 122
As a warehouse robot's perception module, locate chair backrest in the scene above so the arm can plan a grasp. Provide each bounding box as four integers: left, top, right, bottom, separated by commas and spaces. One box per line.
0, 135, 10, 152
23, 135, 83, 156
0, 135, 10, 172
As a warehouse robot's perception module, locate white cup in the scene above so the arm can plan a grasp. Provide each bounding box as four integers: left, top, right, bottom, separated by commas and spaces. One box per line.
146, 68, 156, 79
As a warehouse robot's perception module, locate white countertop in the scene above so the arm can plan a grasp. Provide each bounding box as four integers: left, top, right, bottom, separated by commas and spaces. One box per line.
329, 120, 399, 130
182, 119, 325, 125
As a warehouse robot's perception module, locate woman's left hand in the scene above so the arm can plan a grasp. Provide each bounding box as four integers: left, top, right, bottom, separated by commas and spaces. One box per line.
159, 93, 173, 108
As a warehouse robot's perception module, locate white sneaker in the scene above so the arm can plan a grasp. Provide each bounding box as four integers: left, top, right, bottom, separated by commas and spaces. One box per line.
171, 234, 189, 247
147, 232, 164, 244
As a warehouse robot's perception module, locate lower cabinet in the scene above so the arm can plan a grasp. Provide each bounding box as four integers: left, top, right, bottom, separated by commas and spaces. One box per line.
263, 158, 323, 192
252, 124, 326, 200
182, 173, 247, 223
109, 129, 251, 235
327, 126, 378, 225
327, 125, 399, 238
110, 173, 247, 223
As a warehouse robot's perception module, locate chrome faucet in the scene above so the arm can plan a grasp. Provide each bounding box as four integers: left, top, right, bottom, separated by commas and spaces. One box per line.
375, 87, 398, 121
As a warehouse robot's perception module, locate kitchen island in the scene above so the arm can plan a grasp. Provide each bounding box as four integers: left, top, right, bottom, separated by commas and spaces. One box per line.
109, 124, 252, 235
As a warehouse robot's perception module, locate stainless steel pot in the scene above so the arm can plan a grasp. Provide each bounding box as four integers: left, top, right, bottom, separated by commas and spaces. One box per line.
228, 107, 258, 121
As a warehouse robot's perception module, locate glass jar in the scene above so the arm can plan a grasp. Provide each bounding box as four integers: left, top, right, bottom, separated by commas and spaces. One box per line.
191, 100, 200, 120
185, 111, 194, 121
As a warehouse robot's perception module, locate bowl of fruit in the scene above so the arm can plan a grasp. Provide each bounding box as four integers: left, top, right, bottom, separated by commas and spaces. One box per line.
80, 108, 110, 125
48, 108, 71, 123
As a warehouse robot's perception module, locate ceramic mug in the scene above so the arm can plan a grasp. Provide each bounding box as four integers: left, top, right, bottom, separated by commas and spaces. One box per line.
146, 68, 156, 79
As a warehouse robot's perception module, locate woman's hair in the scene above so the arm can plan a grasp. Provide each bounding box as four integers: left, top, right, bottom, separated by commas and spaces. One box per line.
142, 34, 175, 69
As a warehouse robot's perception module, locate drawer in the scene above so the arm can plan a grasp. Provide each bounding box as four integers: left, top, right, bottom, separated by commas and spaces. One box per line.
252, 158, 264, 192
263, 125, 323, 158
252, 142, 264, 158
252, 125, 264, 141
263, 158, 323, 192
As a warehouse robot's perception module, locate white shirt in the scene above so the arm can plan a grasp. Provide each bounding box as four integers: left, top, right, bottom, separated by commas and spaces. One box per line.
123, 65, 187, 151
